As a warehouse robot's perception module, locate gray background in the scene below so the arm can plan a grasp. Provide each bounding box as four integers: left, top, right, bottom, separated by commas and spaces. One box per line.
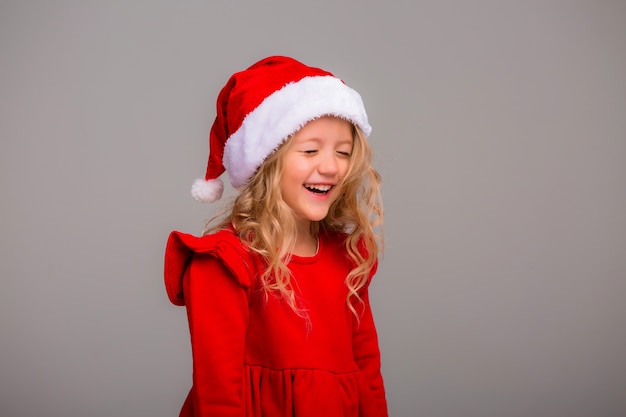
1, 1, 625, 416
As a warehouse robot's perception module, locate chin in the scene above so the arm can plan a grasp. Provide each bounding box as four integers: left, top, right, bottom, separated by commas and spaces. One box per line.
298, 211, 330, 223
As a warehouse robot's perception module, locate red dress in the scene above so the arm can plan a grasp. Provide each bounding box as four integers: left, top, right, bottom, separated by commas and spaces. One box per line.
165, 228, 388, 417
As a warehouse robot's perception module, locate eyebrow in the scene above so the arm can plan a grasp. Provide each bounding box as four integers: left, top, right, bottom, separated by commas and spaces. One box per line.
296, 137, 353, 145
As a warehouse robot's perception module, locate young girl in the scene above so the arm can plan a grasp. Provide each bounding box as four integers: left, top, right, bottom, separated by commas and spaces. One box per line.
164, 56, 387, 417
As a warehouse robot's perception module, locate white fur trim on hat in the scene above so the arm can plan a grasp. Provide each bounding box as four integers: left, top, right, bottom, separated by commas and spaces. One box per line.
222, 75, 371, 189
191, 178, 224, 203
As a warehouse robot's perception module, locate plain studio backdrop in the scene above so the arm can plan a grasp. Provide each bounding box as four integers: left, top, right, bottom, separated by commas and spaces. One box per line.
1, 1, 625, 416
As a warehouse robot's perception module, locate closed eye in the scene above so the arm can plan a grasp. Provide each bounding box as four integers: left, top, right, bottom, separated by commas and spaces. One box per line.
337, 151, 352, 157
303, 150, 318, 154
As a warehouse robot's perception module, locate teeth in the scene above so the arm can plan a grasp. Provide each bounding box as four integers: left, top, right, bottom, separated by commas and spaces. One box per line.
305, 184, 332, 193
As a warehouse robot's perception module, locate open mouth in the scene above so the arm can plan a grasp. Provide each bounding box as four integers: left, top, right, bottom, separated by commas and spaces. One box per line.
304, 184, 333, 194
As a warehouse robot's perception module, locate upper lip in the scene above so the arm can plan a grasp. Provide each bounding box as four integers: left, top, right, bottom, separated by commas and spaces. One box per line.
304, 182, 335, 186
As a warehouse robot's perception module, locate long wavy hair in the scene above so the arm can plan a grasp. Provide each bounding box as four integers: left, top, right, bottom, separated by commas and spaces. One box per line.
203, 121, 383, 318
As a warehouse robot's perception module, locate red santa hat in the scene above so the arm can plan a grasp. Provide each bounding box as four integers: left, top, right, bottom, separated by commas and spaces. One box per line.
191, 55, 372, 203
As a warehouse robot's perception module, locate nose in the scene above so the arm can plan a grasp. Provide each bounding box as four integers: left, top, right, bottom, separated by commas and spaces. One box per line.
318, 151, 339, 176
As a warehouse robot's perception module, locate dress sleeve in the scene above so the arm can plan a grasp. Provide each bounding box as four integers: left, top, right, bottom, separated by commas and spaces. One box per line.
183, 252, 249, 417
164, 230, 253, 306
352, 271, 389, 417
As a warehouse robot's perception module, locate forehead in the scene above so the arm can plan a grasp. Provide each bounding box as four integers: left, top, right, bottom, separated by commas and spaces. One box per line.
292, 116, 354, 141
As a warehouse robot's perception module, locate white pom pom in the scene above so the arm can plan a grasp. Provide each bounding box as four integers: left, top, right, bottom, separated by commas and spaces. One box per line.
191, 178, 224, 203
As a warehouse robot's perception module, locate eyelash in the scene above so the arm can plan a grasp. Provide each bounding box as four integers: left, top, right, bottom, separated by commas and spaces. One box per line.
302, 150, 351, 157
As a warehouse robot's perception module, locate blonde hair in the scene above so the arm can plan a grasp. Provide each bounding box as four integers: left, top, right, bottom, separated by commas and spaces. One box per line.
204, 123, 383, 318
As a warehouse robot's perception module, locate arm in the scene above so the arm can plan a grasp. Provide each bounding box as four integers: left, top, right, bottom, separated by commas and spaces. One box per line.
183, 253, 249, 417
353, 287, 388, 417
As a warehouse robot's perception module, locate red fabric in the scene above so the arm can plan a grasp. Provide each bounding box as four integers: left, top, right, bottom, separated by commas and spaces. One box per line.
164, 229, 388, 417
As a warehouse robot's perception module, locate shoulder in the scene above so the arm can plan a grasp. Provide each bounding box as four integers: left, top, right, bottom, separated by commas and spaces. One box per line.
167, 228, 248, 258
164, 229, 256, 306
320, 229, 379, 281
320, 229, 375, 260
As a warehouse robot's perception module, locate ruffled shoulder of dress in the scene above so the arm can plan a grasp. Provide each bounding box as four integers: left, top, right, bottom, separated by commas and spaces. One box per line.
164, 228, 256, 306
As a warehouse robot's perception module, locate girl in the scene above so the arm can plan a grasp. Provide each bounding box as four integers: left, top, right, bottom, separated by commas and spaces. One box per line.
165, 56, 387, 417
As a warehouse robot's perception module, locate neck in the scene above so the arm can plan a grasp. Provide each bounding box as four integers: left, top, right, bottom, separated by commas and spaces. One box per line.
292, 219, 318, 257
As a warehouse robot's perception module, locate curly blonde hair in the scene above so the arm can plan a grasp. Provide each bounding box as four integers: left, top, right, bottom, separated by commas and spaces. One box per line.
203, 122, 383, 318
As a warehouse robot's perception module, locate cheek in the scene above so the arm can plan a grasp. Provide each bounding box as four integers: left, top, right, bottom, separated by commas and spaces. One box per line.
338, 159, 351, 178
280, 161, 304, 193
284, 159, 308, 180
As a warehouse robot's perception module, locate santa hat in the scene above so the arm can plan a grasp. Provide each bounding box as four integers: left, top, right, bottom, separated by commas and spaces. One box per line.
191, 55, 371, 203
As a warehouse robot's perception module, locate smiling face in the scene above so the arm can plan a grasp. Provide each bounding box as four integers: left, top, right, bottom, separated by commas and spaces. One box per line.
280, 116, 354, 229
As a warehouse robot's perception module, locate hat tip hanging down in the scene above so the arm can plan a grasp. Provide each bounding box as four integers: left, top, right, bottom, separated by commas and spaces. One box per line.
191, 178, 224, 203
